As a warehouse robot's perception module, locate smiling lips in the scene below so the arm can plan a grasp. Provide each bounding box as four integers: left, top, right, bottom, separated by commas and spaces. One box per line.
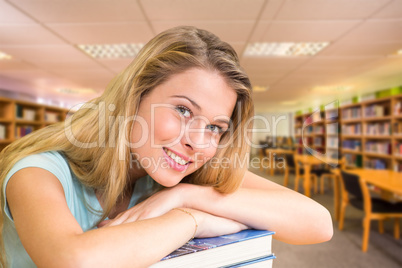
163, 147, 192, 172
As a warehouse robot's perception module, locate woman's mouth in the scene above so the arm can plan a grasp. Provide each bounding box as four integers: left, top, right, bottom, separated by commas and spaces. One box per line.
163, 147, 192, 172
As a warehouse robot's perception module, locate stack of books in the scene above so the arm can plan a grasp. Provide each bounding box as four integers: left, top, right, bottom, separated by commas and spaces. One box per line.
150, 229, 275, 268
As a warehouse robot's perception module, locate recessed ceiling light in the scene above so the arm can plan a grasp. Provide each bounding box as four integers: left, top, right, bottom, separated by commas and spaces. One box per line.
244, 42, 329, 57
397, 49, 402, 55
252, 85, 269, 92
0, 51, 12, 60
77, 43, 144, 59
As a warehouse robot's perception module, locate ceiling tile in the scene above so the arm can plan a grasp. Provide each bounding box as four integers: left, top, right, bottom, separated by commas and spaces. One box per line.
340, 19, 402, 43
0, 45, 91, 63
274, 0, 390, 20
248, 21, 270, 42
152, 21, 254, 43
97, 58, 134, 73
371, 0, 402, 19
141, 0, 265, 20
0, 59, 36, 70
321, 40, 402, 56
0, 0, 35, 23
261, 21, 360, 42
259, 0, 285, 20
242, 57, 308, 73
297, 56, 382, 74
47, 22, 154, 44
248, 73, 285, 86
52, 68, 115, 89
0, 24, 64, 45
7, 0, 146, 23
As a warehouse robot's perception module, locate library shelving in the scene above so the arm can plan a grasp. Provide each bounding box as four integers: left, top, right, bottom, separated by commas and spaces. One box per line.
295, 93, 402, 172
0, 97, 70, 151
294, 107, 339, 157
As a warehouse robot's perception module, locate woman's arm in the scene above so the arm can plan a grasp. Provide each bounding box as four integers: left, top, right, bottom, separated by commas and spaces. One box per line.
182, 171, 333, 245
103, 171, 333, 245
6, 167, 245, 267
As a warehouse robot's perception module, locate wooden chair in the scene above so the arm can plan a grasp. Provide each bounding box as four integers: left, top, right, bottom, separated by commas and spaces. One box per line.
339, 170, 402, 252
285, 154, 318, 193
283, 153, 295, 187
258, 143, 269, 172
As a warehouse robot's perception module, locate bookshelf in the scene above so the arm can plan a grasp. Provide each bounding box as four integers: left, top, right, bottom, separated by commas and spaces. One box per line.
0, 97, 70, 151
294, 108, 339, 156
295, 94, 402, 172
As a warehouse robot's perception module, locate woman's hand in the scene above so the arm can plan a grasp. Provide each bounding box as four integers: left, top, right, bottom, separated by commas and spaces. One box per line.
98, 184, 188, 228
190, 209, 249, 238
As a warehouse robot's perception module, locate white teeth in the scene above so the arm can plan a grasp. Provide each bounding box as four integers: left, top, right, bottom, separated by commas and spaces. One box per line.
164, 148, 189, 166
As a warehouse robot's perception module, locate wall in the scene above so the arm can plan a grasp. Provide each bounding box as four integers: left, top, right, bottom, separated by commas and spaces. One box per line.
249, 112, 294, 156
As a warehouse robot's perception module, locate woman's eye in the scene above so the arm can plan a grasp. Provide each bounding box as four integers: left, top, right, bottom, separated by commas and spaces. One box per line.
176, 106, 192, 118
206, 125, 224, 134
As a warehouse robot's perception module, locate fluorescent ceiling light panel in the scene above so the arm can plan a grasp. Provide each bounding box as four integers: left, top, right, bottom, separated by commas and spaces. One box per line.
57, 88, 96, 95
312, 85, 353, 93
253, 85, 269, 92
0, 51, 12, 60
244, 42, 329, 57
78, 43, 144, 59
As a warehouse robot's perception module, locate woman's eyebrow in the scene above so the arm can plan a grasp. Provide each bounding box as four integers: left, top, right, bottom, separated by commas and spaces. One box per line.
170, 95, 201, 111
214, 118, 230, 127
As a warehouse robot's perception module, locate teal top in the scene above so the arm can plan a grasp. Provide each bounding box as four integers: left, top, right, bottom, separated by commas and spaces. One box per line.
2, 151, 157, 267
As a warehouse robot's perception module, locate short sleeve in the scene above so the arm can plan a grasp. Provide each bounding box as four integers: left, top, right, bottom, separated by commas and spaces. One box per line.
2, 151, 73, 222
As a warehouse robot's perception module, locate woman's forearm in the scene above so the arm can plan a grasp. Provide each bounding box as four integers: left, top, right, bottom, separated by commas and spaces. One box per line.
50, 210, 196, 268
181, 182, 333, 245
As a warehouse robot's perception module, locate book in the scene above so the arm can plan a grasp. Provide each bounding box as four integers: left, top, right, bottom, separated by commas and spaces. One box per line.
0, 124, 6, 140
221, 254, 276, 268
149, 229, 274, 268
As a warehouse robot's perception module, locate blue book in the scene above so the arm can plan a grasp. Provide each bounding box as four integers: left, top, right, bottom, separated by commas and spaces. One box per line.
222, 254, 276, 268
149, 229, 274, 268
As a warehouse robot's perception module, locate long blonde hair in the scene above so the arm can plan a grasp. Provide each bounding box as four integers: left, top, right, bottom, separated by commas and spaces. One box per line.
0, 26, 253, 266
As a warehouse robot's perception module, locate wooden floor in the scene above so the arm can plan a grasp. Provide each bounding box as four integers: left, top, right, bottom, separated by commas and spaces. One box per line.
250, 167, 402, 268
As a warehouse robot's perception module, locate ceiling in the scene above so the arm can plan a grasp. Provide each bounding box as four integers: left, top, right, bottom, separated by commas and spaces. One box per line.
0, 0, 402, 113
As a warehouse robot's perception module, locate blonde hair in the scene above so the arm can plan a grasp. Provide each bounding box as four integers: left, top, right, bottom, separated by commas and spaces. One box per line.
0, 26, 253, 266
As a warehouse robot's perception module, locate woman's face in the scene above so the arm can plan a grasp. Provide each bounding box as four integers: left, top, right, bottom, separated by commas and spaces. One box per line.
130, 68, 237, 187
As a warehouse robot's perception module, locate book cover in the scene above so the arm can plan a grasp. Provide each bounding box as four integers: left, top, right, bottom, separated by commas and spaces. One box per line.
150, 229, 274, 268
221, 254, 276, 268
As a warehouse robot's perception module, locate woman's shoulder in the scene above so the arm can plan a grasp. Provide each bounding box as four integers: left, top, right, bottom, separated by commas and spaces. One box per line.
10, 151, 70, 176
4, 151, 73, 193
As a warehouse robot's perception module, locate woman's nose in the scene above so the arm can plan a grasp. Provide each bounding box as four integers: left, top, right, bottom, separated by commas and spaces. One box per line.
181, 119, 209, 151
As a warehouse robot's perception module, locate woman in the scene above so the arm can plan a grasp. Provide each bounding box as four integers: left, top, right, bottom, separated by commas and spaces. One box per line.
0, 26, 332, 267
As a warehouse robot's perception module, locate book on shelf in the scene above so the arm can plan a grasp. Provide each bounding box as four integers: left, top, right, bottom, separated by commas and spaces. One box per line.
45, 111, 60, 123
364, 158, 387, 169
342, 107, 361, 119
365, 122, 391, 135
365, 104, 386, 117
365, 141, 391, 155
342, 124, 361, 135
149, 229, 275, 268
394, 101, 401, 115
0, 124, 6, 140
342, 140, 361, 151
15, 126, 34, 138
16, 105, 36, 121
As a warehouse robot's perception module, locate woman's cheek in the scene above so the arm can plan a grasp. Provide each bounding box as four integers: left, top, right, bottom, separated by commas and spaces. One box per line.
154, 112, 183, 144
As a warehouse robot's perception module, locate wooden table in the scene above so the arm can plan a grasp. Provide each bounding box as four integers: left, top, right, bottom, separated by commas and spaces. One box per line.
345, 169, 402, 196
294, 154, 341, 197
333, 168, 402, 222
265, 148, 294, 176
